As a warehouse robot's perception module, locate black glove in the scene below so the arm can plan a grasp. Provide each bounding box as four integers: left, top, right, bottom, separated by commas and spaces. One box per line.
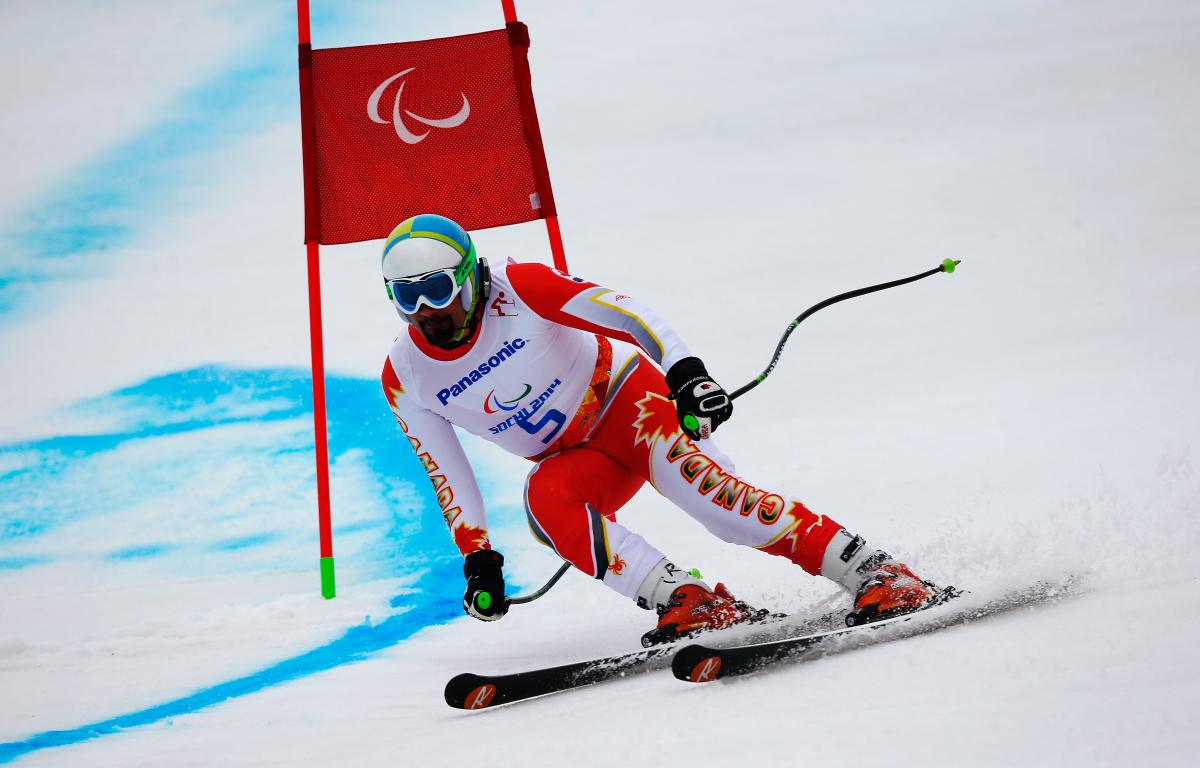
463, 549, 508, 621
665, 357, 733, 440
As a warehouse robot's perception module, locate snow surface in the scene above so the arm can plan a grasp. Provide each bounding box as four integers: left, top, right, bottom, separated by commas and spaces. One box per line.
1, 0, 1198, 766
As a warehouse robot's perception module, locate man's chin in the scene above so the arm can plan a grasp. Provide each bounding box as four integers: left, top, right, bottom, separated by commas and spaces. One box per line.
417, 318, 458, 346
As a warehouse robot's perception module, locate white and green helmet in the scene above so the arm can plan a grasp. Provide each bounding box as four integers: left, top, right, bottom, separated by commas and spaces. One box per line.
381, 214, 484, 317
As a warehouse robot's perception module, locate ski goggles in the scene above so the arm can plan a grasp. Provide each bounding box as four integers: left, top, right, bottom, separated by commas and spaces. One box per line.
385, 248, 476, 314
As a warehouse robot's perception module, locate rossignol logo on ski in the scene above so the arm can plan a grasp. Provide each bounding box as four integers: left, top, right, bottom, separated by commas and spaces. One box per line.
688, 656, 722, 683
437, 338, 527, 405
464, 683, 497, 709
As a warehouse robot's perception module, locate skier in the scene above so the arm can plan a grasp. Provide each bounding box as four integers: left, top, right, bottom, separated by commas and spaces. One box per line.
380, 213, 938, 643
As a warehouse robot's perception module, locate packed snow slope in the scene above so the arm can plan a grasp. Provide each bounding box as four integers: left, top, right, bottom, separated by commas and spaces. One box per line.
1, 1, 1197, 765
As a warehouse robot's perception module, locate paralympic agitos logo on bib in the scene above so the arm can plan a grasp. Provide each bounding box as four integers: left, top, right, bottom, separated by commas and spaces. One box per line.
436, 338, 527, 405
483, 384, 532, 414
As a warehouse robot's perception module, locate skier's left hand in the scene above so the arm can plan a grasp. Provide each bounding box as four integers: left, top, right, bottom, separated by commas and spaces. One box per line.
463, 549, 509, 621
666, 357, 733, 440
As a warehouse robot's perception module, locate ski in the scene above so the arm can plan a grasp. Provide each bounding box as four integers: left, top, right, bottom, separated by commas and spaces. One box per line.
672, 578, 1078, 683
444, 608, 846, 709
445, 645, 672, 710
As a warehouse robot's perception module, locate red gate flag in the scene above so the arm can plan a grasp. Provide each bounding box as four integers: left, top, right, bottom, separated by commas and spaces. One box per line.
302, 23, 557, 245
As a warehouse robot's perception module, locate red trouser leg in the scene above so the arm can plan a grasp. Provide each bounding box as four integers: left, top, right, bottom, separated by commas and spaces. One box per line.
524, 446, 667, 597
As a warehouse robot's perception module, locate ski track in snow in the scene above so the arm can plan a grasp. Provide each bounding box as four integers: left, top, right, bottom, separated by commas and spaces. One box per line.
2, 0, 1200, 765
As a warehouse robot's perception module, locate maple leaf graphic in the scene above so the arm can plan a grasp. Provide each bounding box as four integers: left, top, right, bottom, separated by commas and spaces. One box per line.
453, 523, 491, 554
633, 392, 681, 449
387, 387, 407, 423
761, 501, 827, 557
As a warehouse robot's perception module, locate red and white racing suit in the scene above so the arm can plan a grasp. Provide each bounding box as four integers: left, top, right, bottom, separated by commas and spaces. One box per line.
381, 260, 848, 601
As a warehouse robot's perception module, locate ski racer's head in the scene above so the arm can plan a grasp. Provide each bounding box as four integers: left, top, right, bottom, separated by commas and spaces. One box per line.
381, 214, 489, 348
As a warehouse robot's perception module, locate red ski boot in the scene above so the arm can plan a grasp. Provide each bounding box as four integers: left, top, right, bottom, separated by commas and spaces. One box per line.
845, 557, 940, 627
640, 583, 764, 647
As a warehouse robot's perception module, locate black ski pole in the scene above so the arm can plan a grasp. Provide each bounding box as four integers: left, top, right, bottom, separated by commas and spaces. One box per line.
679, 258, 960, 439
507, 562, 571, 606
730, 258, 960, 399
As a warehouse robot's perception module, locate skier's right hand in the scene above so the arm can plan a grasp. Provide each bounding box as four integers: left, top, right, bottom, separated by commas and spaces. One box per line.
463, 549, 508, 621
666, 356, 733, 441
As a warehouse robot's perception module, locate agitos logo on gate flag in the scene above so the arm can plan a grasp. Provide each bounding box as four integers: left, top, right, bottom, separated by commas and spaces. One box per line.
302, 24, 557, 245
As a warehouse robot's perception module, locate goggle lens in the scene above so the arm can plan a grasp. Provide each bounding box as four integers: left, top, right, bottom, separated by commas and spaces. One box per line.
390, 271, 459, 313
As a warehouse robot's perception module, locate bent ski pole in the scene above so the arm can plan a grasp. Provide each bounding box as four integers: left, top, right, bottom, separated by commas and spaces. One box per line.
729, 258, 960, 401
679, 259, 960, 433
507, 561, 571, 606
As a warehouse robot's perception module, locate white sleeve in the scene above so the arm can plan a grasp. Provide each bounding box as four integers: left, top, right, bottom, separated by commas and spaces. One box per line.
382, 357, 490, 555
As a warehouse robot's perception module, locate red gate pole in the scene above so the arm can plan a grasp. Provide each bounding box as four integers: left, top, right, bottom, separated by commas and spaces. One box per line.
297, 0, 336, 599
544, 215, 567, 273
502, 0, 568, 272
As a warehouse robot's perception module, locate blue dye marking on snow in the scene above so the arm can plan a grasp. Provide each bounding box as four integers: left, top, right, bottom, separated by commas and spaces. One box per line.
0, 0, 352, 320
333, 519, 388, 536
108, 544, 175, 561
0, 559, 463, 765
0, 364, 529, 763
0, 68, 286, 317
0, 365, 444, 567
0, 555, 46, 570
209, 533, 280, 552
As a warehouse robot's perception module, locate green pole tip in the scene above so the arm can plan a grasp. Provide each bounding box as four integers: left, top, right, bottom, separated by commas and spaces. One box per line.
682, 413, 699, 431
320, 556, 336, 599
941, 258, 961, 274
687, 568, 703, 579
476, 591, 492, 610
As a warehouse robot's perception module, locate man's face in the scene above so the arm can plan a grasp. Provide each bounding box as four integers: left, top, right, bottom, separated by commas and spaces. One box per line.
409, 301, 468, 346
